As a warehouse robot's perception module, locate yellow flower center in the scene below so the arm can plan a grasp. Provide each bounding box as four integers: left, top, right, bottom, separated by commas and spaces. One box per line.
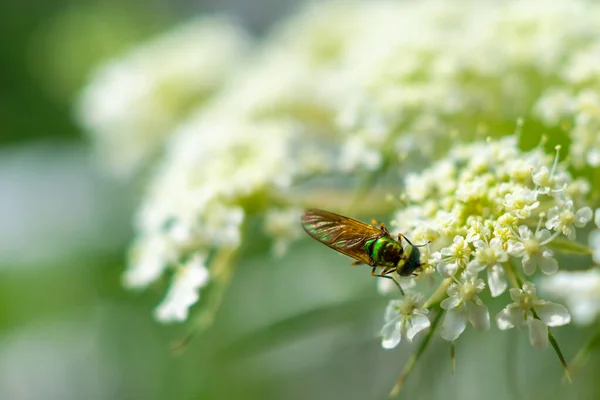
523, 238, 540, 254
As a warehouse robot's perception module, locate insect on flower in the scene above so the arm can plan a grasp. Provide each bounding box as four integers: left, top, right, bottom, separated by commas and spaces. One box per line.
301, 209, 427, 294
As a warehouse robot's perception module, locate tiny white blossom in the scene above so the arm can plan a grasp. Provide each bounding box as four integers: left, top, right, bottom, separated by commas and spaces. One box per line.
124, 236, 177, 289
381, 293, 430, 349
546, 200, 593, 239
432, 235, 471, 278
440, 271, 490, 341
154, 253, 210, 323
508, 226, 559, 275
503, 188, 540, 219
496, 282, 570, 348
467, 238, 508, 297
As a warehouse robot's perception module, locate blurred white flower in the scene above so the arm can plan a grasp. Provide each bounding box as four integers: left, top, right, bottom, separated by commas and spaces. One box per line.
440, 271, 490, 341
154, 253, 210, 323
496, 282, 570, 349
540, 269, 600, 325
264, 208, 304, 257
76, 17, 249, 178
381, 293, 430, 349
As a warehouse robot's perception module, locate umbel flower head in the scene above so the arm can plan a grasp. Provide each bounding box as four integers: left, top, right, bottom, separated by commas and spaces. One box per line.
392, 135, 590, 343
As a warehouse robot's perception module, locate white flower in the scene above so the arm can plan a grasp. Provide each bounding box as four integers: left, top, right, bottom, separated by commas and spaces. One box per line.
467, 238, 508, 297
440, 271, 490, 341
381, 293, 430, 349
76, 17, 249, 178
124, 235, 177, 289
496, 282, 570, 349
432, 235, 471, 278
546, 200, 593, 240
503, 188, 540, 219
508, 226, 559, 275
154, 253, 210, 323
540, 269, 600, 325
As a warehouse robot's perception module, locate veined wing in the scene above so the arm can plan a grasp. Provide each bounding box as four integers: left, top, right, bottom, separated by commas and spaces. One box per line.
300, 209, 384, 265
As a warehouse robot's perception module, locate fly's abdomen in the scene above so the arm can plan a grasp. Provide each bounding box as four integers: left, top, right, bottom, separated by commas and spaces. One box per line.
367, 237, 403, 267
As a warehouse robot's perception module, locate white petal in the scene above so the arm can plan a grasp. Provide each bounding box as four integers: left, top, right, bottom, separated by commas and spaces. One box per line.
538, 252, 559, 275
488, 264, 507, 297
496, 307, 519, 330
522, 254, 536, 276
406, 314, 431, 341
468, 301, 490, 331
441, 296, 461, 310
437, 261, 458, 277
595, 209, 600, 229
384, 300, 402, 321
528, 318, 549, 349
153, 260, 210, 323
534, 301, 571, 327
575, 207, 593, 227
518, 225, 532, 239
509, 288, 522, 302
589, 230, 600, 264
381, 321, 402, 349
441, 303, 468, 341
467, 259, 486, 272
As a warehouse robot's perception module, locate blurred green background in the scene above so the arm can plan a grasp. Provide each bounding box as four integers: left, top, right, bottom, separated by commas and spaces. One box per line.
2, 1, 599, 399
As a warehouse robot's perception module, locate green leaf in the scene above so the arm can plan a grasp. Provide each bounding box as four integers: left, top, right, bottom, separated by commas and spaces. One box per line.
547, 238, 592, 256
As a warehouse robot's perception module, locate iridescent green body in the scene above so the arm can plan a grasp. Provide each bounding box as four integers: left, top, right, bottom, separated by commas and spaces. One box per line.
300, 209, 423, 286
364, 236, 421, 276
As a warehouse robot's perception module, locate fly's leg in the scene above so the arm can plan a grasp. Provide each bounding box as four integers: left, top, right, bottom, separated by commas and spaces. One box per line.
371, 267, 404, 296
397, 233, 430, 248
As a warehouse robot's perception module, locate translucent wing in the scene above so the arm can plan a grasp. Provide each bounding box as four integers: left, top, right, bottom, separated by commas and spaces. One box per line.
300, 209, 385, 265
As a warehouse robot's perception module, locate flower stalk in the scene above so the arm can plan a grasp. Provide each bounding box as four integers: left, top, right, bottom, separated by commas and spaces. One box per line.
389, 309, 444, 397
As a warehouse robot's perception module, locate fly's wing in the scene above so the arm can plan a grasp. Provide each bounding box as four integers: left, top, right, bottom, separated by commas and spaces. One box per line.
300, 209, 384, 265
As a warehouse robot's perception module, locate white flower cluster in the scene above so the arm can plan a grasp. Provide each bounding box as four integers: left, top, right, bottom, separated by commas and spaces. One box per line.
124, 117, 294, 322
88, 0, 600, 325
76, 17, 249, 178
381, 136, 590, 348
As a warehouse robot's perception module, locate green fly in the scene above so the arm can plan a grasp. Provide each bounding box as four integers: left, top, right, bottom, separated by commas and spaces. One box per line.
301, 209, 426, 294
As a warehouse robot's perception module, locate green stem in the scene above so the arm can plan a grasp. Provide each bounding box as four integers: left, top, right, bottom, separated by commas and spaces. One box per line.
424, 278, 452, 309
504, 260, 523, 288
531, 310, 571, 383
389, 308, 444, 397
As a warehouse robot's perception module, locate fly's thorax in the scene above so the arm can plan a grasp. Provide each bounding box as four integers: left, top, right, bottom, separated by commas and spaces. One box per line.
366, 236, 403, 267
397, 244, 422, 276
